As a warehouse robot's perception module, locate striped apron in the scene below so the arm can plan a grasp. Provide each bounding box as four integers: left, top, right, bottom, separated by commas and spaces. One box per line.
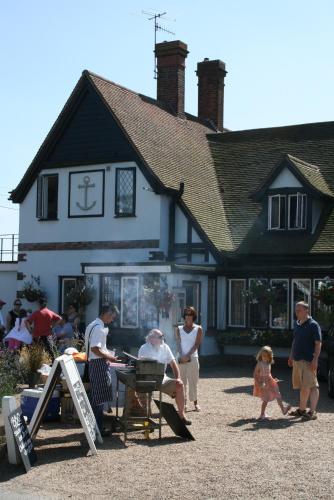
89, 358, 113, 405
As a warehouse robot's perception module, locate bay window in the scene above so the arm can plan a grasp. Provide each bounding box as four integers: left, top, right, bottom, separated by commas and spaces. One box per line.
229, 279, 246, 327
291, 279, 311, 328
101, 274, 160, 330
249, 278, 268, 328
270, 279, 288, 329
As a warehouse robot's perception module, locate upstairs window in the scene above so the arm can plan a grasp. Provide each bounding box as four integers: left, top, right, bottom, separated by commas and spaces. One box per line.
288, 193, 307, 229
268, 192, 307, 230
36, 174, 58, 220
268, 194, 286, 230
115, 168, 136, 217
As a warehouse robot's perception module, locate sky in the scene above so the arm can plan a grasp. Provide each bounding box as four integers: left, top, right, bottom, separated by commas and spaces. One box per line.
1, 0, 334, 235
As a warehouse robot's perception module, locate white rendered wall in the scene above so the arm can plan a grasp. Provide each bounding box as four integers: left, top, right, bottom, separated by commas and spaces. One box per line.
19, 162, 164, 244
0, 265, 18, 320
174, 205, 188, 243
269, 167, 302, 189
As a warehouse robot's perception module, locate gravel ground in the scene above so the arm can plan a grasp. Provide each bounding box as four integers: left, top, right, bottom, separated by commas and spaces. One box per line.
0, 366, 333, 500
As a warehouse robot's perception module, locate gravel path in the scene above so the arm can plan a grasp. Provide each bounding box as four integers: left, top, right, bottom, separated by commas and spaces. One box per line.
0, 366, 333, 499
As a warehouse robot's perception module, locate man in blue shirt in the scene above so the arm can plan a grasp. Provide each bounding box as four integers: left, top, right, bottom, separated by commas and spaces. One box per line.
288, 301, 322, 420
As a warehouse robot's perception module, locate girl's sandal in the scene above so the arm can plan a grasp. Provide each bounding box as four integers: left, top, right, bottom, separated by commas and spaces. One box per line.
289, 408, 306, 417
302, 411, 317, 421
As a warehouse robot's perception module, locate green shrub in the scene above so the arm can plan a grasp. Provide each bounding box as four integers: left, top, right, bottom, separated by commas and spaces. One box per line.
216, 328, 293, 352
0, 348, 28, 406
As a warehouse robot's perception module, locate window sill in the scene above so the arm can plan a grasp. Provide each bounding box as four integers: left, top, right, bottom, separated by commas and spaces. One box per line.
267, 228, 308, 233
114, 214, 137, 218
37, 218, 59, 221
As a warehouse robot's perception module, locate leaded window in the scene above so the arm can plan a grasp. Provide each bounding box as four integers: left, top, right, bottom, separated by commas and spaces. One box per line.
115, 168, 136, 216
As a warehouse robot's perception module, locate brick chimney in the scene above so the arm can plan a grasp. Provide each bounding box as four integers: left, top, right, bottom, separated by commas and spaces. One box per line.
196, 58, 227, 131
155, 40, 189, 116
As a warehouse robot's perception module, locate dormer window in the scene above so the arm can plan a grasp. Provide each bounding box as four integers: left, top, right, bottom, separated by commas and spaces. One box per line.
268, 194, 286, 230
288, 192, 307, 230
268, 192, 307, 231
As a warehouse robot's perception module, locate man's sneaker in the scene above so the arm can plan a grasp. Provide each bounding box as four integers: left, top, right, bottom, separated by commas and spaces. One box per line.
302, 410, 317, 421
181, 417, 192, 426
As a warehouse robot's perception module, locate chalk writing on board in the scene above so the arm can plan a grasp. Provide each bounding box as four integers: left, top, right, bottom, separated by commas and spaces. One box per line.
9, 407, 37, 472
73, 380, 96, 441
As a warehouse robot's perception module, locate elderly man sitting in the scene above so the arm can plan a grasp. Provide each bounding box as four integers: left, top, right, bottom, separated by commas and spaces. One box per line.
138, 329, 191, 425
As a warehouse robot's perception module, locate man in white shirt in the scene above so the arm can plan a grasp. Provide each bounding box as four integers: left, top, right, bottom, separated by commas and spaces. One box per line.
138, 329, 191, 425
85, 305, 120, 436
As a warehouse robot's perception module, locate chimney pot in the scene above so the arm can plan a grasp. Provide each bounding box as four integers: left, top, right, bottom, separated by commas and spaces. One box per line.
196, 59, 227, 131
155, 40, 189, 116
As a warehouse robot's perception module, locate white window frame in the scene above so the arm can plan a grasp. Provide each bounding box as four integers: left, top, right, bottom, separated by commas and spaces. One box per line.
248, 278, 268, 328
288, 192, 307, 230
268, 194, 286, 230
121, 276, 139, 328
228, 279, 246, 327
269, 278, 289, 329
60, 277, 78, 313
291, 278, 311, 328
37, 174, 58, 219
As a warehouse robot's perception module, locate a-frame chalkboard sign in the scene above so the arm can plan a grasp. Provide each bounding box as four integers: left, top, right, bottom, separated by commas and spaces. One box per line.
29, 355, 102, 455
8, 407, 37, 472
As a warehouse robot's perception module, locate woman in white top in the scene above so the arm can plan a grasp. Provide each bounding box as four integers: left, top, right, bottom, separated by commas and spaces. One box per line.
176, 306, 203, 412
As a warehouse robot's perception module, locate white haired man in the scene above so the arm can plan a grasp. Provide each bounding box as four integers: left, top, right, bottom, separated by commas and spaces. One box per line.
288, 301, 322, 420
138, 329, 191, 425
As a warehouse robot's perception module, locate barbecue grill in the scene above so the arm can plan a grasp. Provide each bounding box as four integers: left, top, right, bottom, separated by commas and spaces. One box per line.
115, 358, 165, 441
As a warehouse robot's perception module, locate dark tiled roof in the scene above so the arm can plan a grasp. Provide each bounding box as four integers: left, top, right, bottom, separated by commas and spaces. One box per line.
87, 72, 234, 253
209, 122, 334, 254
287, 155, 334, 198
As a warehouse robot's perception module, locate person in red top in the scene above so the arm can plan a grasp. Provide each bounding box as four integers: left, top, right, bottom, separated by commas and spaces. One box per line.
26, 298, 61, 361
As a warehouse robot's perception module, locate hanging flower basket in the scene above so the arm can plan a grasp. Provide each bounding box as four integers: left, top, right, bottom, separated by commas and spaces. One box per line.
65, 277, 96, 307
314, 278, 334, 306
21, 276, 47, 303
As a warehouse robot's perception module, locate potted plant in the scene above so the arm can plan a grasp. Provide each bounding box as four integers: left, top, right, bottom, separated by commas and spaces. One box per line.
20, 344, 51, 388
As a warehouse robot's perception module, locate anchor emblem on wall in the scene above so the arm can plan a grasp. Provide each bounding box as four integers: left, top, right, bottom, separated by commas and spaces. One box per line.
76, 175, 97, 211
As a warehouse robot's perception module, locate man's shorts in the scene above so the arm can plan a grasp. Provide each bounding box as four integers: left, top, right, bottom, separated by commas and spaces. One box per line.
292, 360, 319, 390
161, 376, 177, 398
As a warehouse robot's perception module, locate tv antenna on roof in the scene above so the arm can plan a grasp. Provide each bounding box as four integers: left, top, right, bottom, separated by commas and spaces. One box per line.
142, 10, 176, 79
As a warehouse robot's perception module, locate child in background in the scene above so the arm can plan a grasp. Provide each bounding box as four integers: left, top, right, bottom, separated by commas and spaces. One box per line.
4, 309, 32, 350
253, 346, 291, 420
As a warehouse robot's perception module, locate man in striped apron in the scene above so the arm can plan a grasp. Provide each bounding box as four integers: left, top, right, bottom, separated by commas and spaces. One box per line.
85, 305, 119, 437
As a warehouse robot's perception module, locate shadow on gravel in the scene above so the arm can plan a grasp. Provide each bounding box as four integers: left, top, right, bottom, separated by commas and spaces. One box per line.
126, 436, 190, 447
228, 416, 302, 431
223, 385, 253, 395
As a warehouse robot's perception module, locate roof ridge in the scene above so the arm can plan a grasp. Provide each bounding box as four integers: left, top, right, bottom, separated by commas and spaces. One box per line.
83, 70, 142, 98
84, 69, 216, 130
209, 120, 334, 143
286, 154, 320, 172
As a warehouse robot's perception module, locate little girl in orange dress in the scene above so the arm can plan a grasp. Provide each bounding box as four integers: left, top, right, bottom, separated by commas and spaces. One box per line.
253, 346, 291, 420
